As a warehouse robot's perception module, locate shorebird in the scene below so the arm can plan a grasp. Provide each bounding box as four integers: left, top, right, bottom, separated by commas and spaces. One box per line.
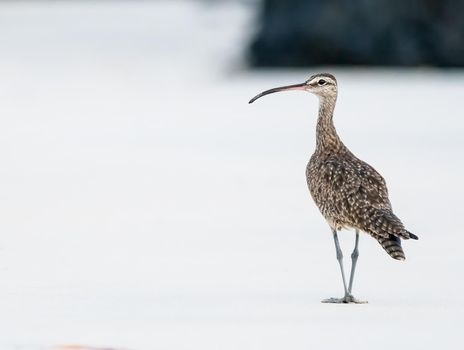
249, 73, 418, 303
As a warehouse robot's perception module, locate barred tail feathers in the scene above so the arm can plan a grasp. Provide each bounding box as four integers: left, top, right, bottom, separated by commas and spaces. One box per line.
378, 234, 405, 260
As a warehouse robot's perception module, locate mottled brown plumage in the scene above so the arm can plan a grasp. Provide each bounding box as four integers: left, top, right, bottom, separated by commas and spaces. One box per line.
249, 73, 418, 303
304, 73, 417, 260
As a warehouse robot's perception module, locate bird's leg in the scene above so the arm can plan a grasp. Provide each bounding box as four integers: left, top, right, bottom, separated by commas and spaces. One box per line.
322, 229, 348, 302
348, 230, 360, 294
322, 229, 367, 304
333, 229, 349, 296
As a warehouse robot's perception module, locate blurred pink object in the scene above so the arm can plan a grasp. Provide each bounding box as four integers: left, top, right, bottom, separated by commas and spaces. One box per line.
53, 345, 126, 350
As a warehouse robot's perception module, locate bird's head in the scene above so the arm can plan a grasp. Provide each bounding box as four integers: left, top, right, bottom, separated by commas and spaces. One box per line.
249, 73, 337, 104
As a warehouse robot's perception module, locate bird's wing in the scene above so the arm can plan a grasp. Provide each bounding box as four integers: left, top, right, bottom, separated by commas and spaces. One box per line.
320, 156, 407, 237
317, 154, 413, 240
350, 158, 391, 210
322, 156, 391, 211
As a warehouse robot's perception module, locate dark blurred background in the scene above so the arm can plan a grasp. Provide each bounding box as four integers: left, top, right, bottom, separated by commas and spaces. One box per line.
0, 1, 463, 349
249, 0, 464, 67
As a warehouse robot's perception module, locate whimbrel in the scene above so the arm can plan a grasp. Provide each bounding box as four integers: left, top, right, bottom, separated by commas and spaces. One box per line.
249, 73, 418, 303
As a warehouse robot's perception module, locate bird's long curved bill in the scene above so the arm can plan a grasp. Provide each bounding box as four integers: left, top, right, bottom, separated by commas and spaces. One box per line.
248, 82, 306, 104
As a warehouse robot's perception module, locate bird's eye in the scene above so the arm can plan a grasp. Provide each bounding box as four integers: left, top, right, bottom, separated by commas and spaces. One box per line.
318, 79, 326, 86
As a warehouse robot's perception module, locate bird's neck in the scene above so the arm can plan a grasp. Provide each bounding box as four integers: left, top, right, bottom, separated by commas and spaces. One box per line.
316, 95, 343, 152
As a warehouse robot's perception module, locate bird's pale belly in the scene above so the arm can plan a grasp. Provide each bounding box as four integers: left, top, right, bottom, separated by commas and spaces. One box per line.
325, 217, 356, 231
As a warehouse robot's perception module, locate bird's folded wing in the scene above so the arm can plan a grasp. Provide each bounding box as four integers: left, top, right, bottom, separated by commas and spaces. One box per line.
321, 157, 412, 238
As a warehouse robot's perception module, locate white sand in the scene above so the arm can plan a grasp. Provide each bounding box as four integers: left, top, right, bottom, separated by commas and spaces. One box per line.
0, 1, 462, 349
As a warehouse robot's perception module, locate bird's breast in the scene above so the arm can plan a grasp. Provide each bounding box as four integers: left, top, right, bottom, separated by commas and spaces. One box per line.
305, 155, 349, 225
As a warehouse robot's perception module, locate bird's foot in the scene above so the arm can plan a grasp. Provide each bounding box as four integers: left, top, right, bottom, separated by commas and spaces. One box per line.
321, 295, 367, 304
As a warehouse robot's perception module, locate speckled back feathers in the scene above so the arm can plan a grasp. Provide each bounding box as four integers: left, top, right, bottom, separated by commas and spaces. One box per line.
306, 75, 418, 260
